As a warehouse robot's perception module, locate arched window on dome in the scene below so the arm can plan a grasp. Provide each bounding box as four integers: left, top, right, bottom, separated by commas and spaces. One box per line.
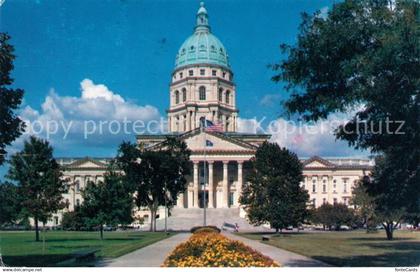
175, 90, 180, 104
199, 86, 206, 100
182, 88, 187, 102
225, 90, 230, 104
218, 88, 223, 102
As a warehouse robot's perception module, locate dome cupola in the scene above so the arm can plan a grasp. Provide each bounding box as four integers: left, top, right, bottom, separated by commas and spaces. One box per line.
174, 2, 230, 69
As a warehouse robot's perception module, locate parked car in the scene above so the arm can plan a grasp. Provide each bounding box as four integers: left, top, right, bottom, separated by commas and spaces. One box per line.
339, 225, 350, 231
221, 222, 237, 232
103, 225, 116, 231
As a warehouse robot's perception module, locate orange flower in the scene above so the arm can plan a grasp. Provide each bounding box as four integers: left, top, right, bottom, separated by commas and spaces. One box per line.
162, 232, 279, 267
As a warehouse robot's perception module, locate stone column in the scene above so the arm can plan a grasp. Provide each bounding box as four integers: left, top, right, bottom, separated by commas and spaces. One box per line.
208, 161, 214, 208
328, 175, 333, 204
222, 115, 226, 131
186, 111, 191, 131
193, 161, 199, 208
177, 192, 184, 208
236, 161, 243, 206
222, 161, 229, 207
192, 111, 196, 130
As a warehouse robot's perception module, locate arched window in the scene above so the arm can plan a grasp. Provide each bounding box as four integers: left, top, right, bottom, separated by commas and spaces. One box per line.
312, 180, 316, 193
182, 88, 186, 102
225, 90, 230, 104
218, 88, 223, 101
199, 86, 206, 100
76, 181, 80, 192
175, 90, 179, 104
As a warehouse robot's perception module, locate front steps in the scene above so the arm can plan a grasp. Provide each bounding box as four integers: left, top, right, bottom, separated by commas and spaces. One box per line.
149, 207, 270, 232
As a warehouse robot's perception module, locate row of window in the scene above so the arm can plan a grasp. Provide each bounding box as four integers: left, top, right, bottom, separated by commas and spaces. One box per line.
64, 176, 103, 193
173, 87, 232, 104
175, 69, 232, 80
312, 197, 351, 207
303, 179, 351, 194
180, 45, 225, 54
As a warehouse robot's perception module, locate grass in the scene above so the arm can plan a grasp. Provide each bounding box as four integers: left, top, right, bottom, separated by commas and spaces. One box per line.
0, 230, 172, 267
238, 230, 420, 267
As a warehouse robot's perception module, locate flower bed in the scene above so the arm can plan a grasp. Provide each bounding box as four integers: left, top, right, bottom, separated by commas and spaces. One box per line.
162, 232, 279, 267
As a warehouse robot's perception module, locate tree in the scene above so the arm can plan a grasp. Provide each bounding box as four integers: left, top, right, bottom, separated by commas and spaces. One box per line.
61, 207, 85, 231
80, 171, 133, 239
0, 33, 25, 166
312, 203, 355, 231
116, 137, 191, 232
0, 182, 21, 225
240, 142, 309, 232
351, 178, 379, 232
7, 136, 65, 241
272, 0, 420, 239
369, 154, 418, 240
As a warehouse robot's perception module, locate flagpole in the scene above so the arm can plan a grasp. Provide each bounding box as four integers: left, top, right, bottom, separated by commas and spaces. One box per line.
203, 124, 207, 227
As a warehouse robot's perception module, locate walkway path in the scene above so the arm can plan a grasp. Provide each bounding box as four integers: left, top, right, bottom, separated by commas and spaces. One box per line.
99, 233, 191, 267
224, 232, 331, 267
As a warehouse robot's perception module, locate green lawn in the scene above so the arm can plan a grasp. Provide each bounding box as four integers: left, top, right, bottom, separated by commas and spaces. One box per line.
0, 230, 172, 267
238, 230, 420, 267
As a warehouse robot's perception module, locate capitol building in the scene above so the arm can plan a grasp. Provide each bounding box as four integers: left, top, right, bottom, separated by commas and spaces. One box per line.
48, 3, 373, 228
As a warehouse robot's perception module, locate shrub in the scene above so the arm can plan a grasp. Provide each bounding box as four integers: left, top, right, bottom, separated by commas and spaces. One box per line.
194, 227, 221, 234
163, 232, 279, 267
190, 225, 221, 233
61, 209, 85, 231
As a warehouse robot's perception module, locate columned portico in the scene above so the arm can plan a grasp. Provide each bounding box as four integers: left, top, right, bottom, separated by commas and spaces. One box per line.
178, 156, 254, 209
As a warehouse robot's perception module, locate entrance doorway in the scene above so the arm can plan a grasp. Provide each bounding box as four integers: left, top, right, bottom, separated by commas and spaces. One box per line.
198, 190, 209, 208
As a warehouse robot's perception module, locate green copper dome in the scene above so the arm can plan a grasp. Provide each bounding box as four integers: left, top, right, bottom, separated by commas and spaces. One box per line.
175, 2, 230, 69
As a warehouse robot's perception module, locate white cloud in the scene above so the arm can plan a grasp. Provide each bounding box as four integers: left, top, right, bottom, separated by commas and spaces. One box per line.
318, 6, 329, 19
238, 114, 368, 157
16, 78, 163, 153
80, 79, 124, 102
259, 94, 282, 107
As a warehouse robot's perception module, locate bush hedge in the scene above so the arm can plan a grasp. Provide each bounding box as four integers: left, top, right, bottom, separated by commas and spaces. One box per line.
163, 232, 279, 267
190, 225, 221, 233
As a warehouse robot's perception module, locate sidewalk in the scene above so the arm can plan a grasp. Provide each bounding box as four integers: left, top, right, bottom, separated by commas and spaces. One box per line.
99, 233, 191, 267
224, 232, 331, 267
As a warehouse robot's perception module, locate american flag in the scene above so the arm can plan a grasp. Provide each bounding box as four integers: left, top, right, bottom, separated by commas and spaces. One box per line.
203, 120, 224, 132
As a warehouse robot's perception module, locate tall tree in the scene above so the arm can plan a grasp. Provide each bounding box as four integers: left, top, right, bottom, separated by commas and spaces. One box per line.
312, 203, 355, 231
351, 178, 378, 232
116, 137, 191, 232
240, 142, 309, 232
369, 154, 419, 239
7, 136, 65, 241
0, 182, 21, 225
0, 33, 25, 166
273, 0, 420, 239
81, 171, 133, 239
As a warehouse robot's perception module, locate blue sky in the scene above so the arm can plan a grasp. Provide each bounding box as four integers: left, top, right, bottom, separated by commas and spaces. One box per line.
0, 0, 368, 179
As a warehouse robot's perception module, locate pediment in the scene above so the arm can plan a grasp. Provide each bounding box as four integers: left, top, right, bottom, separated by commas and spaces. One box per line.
66, 157, 107, 169
184, 131, 254, 152
303, 156, 335, 168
